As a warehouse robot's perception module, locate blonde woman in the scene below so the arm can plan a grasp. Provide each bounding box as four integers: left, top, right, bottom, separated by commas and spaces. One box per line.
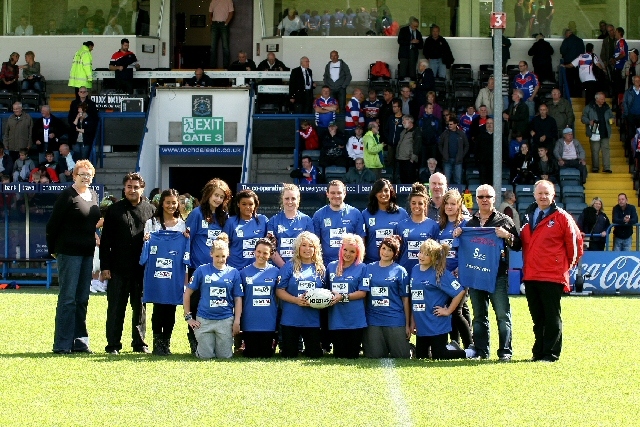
276, 231, 325, 358
326, 233, 369, 358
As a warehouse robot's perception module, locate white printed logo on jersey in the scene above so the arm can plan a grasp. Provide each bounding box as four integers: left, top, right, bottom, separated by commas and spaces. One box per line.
411, 289, 424, 300
243, 250, 255, 259
332, 282, 348, 294
280, 249, 293, 258
253, 298, 271, 307
155, 258, 172, 269
371, 286, 388, 297
408, 241, 421, 251
376, 228, 393, 239
329, 227, 346, 238
209, 299, 228, 307
372, 299, 390, 307
330, 239, 342, 248
150, 246, 157, 255
204, 274, 213, 283
246, 277, 253, 285
324, 218, 331, 227
413, 303, 426, 311
236, 228, 244, 238
281, 238, 295, 248
362, 278, 370, 287
298, 280, 315, 291
207, 229, 221, 239
368, 217, 376, 226
209, 287, 227, 298
201, 220, 209, 229
153, 270, 172, 279
277, 224, 287, 234
183, 252, 190, 261
243, 238, 259, 249
403, 229, 409, 237
451, 280, 461, 290
253, 285, 271, 296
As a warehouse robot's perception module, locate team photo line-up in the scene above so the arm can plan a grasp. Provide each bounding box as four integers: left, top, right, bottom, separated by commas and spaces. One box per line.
47, 167, 581, 363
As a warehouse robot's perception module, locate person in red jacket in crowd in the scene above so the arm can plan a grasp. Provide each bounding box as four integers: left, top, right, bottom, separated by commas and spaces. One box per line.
519, 180, 583, 363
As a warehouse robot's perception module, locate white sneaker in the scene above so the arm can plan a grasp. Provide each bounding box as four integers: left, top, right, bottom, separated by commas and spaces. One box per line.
448, 340, 462, 351
89, 283, 98, 293
90, 280, 103, 293
465, 348, 477, 359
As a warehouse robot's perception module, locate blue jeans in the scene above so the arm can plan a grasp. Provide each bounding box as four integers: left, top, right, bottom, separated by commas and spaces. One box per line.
469, 275, 512, 358
53, 254, 93, 352
443, 159, 463, 185
613, 236, 632, 251
429, 58, 447, 79
210, 22, 230, 69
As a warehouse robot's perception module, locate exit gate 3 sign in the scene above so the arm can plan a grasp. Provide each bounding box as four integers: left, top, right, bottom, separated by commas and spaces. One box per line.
182, 117, 225, 144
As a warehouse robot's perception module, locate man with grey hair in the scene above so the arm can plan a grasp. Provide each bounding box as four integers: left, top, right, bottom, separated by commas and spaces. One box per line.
2, 102, 33, 162
396, 114, 420, 183
454, 184, 522, 361
397, 17, 423, 80
582, 91, 613, 173
503, 89, 529, 138
33, 105, 67, 163
289, 56, 315, 114
323, 50, 352, 111
498, 189, 520, 230
547, 88, 575, 139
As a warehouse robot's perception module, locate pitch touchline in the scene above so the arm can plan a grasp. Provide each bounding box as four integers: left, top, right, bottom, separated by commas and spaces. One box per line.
381, 358, 413, 427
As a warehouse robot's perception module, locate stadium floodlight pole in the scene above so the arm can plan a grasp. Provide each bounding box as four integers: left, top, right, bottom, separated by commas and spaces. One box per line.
493, 0, 504, 202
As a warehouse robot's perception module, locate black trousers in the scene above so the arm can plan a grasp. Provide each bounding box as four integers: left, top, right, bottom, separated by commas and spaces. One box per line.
332, 328, 364, 359
105, 273, 147, 352
280, 325, 322, 358
524, 280, 563, 361
416, 333, 466, 360
151, 303, 176, 337
449, 292, 473, 348
243, 331, 276, 358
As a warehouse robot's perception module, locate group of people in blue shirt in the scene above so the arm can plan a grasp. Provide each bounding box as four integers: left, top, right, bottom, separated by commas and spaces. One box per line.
144, 177, 481, 360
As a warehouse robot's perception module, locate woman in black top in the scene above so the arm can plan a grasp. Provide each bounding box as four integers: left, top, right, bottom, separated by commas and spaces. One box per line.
47, 160, 100, 354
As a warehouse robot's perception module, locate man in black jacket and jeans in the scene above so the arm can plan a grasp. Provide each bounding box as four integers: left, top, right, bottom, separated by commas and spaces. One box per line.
100, 172, 155, 355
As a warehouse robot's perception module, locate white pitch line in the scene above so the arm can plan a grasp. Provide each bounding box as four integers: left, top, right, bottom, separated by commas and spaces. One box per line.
381, 358, 413, 427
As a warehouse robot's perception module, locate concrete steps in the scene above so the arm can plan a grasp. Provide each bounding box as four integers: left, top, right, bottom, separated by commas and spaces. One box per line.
49, 94, 76, 113
250, 153, 294, 184
93, 152, 138, 195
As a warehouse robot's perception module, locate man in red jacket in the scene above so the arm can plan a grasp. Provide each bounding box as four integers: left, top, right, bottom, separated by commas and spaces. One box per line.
520, 180, 583, 362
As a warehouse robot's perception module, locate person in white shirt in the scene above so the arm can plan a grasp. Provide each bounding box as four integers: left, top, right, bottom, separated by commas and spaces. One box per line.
15, 16, 34, 36
347, 125, 364, 163
563, 42, 605, 102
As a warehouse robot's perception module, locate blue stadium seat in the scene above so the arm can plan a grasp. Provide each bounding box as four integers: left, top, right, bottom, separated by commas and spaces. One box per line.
565, 202, 587, 216
559, 169, 582, 187
324, 166, 347, 181
515, 184, 535, 204
562, 185, 586, 204
301, 150, 321, 162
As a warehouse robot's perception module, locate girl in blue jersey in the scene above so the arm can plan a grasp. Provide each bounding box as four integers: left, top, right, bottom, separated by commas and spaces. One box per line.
326, 233, 369, 358
362, 179, 409, 263
142, 189, 188, 356
267, 183, 314, 267
183, 233, 243, 359
410, 239, 473, 360
437, 189, 473, 350
240, 236, 279, 358
397, 182, 440, 273
224, 189, 268, 269
276, 231, 325, 358
184, 178, 232, 354
363, 235, 411, 358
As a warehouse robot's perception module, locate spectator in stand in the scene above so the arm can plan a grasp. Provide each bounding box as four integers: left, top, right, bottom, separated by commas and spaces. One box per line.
319, 122, 348, 169
547, 88, 575, 139
343, 157, 376, 184
323, 51, 352, 111
420, 102, 441, 165
386, 99, 405, 181
378, 88, 395, 145
611, 193, 637, 251
89, 9, 105, 34
184, 68, 212, 87
622, 75, 640, 146
0, 52, 20, 92
513, 61, 539, 118
623, 48, 640, 91
413, 59, 435, 106
56, 144, 79, 183
476, 117, 496, 185
419, 157, 441, 183
289, 156, 318, 185
422, 25, 454, 79
345, 88, 365, 137
3, 102, 33, 161
21, 51, 43, 92
508, 132, 524, 160
399, 86, 419, 120
362, 121, 385, 178
277, 8, 303, 36
554, 128, 588, 184
397, 17, 423, 81
228, 51, 256, 71
563, 43, 605, 103
475, 77, 495, 115
438, 116, 468, 185
347, 125, 364, 164
362, 89, 382, 127
209, 0, 234, 69
470, 105, 489, 147
103, 13, 124, 35
0, 145, 14, 177
15, 16, 34, 36
256, 52, 289, 73
600, 24, 616, 80
33, 105, 67, 164
70, 102, 98, 160
289, 56, 315, 114
108, 38, 140, 94
582, 91, 613, 173
12, 148, 36, 182
533, 145, 559, 183
396, 115, 420, 184
425, 91, 442, 120
529, 103, 558, 151
68, 86, 98, 132
511, 141, 536, 184
498, 190, 520, 231
68, 41, 94, 95
528, 33, 555, 83
597, 20, 608, 40
459, 105, 478, 142
34, 151, 59, 182
82, 19, 99, 36
560, 27, 585, 97
610, 27, 628, 106
298, 120, 319, 150
577, 197, 610, 251
503, 89, 530, 139
314, 86, 338, 142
